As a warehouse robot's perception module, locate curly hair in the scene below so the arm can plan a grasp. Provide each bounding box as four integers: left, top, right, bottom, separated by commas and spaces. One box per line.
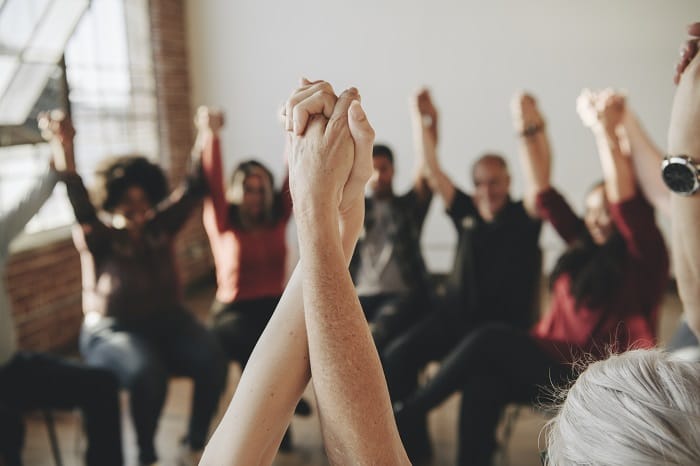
90, 155, 169, 212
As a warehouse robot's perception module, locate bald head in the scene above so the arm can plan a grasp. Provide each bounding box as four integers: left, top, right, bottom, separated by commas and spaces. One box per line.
471, 153, 511, 220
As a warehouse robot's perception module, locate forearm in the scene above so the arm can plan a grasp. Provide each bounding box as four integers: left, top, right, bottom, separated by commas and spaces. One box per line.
623, 112, 669, 214
592, 125, 636, 203
297, 208, 408, 465
200, 266, 311, 466
671, 196, 700, 338
516, 130, 551, 215
0, 167, 58, 244
413, 117, 454, 207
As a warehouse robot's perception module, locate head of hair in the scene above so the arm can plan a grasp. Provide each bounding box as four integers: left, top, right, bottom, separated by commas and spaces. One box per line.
545, 349, 700, 466
91, 155, 169, 212
227, 159, 276, 226
372, 144, 394, 165
471, 153, 509, 179
549, 180, 625, 309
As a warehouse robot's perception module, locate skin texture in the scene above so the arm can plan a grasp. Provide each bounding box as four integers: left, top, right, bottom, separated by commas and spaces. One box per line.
669, 23, 700, 340
369, 154, 395, 199
200, 80, 409, 466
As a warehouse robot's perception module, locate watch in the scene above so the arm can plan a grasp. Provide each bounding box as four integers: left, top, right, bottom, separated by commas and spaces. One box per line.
661, 155, 700, 195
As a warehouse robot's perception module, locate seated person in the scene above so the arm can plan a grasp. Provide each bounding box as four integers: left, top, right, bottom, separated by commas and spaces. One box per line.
381, 89, 542, 460
0, 114, 122, 466
200, 79, 411, 465
43, 113, 228, 466
545, 22, 700, 466
351, 138, 432, 351
195, 107, 307, 448
391, 91, 669, 466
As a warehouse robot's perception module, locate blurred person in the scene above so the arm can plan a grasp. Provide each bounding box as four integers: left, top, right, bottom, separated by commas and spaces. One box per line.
43, 112, 227, 466
391, 91, 669, 465
201, 79, 410, 465
195, 107, 308, 450
381, 88, 543, 460
0, 113, 122, 466
351, 135, 432, 350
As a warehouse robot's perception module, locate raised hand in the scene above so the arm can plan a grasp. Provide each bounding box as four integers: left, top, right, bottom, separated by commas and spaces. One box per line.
284, 80, 374, 236
194, 106, 224, 135
411, 88, 439, 143
511, 92, 545, 135
38, 109, 76, 173
674, 22, 700, 85
576, 89, 626, 132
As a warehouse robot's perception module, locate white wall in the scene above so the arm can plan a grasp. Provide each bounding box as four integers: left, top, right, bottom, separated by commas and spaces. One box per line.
185, 0, 699, 272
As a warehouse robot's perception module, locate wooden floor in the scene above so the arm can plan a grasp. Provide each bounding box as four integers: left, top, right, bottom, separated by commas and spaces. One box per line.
22, 285, 684, 466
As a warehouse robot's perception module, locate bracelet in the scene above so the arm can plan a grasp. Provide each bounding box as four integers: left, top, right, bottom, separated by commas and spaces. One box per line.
518, 122, 545, 138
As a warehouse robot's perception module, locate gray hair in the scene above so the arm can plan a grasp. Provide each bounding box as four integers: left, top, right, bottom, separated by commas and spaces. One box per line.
544, 349, 700, 466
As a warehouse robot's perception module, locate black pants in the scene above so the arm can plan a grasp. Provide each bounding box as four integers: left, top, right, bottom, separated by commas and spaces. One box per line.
395, 323, 573, 466
210, 296, 280, 365
81, 310, 228, 464
359, 292, 428, 352
0, 352, 123, 466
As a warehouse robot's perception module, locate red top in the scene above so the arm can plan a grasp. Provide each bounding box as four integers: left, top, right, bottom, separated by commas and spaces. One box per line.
531, 188, 669, 362
201, 136, 292, 304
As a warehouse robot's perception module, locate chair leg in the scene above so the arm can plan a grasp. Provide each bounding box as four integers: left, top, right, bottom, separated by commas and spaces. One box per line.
42, 410, 63, 466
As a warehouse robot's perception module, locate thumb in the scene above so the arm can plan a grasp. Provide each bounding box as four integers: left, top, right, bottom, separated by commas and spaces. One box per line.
344, 100, 375, 204
348, 100, 375, 158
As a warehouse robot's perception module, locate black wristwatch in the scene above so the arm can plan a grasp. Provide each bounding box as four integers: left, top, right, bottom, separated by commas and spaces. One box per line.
661, 155, 700, 196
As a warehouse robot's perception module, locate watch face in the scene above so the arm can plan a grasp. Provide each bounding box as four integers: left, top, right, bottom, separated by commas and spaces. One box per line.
662, 162, 698, 194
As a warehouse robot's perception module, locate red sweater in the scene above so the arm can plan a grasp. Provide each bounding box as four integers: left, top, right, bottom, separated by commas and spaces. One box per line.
201, 137, 292, 304
531, 188, 669, 362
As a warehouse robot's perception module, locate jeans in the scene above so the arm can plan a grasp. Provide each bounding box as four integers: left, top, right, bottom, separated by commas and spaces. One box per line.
0, 352, 123, 466
80, 309, 227, 464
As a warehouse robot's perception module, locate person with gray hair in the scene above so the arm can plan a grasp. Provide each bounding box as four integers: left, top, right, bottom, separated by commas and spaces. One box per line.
544, 349, 700, 465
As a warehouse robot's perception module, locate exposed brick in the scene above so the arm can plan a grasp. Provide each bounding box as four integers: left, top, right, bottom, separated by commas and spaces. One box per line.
9, 0, 214, 354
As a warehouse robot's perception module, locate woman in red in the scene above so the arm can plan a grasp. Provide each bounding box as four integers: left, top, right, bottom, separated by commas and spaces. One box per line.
391, 91, 669, 466
196, 108, 307, 446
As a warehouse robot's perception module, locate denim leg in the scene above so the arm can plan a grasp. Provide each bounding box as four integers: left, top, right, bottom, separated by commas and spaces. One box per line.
81, 324, 167, 464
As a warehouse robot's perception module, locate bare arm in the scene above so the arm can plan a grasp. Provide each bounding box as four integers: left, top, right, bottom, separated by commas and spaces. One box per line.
201, 80, 407, 465
577, 89, 636, 203
511, 92, 552, 217
412, 89, 456, 208
669, 24, 700, 339
623, 110, 670, 215
291, 84, 408, 465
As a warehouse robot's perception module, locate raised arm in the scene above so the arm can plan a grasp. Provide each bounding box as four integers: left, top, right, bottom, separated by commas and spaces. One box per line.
623, 108, 670, 215
201, 79, 407, 465
290, 82, 408, 465
38, 111, 111, 253
577, 89, 636, 203
669, 22, 700, 339
510, 92, 551, 217
0, 164, 57, 249
196, 106, 230, 233
412, 89, 456, 208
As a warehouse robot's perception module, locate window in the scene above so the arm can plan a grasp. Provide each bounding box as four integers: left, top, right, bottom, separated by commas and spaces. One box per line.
0, 0, 158, 237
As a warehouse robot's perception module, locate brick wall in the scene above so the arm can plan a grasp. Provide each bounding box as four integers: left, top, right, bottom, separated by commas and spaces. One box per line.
6, 0, 213, 353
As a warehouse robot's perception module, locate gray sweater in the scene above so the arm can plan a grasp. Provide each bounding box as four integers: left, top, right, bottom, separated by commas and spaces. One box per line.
0, 168, 58, 366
